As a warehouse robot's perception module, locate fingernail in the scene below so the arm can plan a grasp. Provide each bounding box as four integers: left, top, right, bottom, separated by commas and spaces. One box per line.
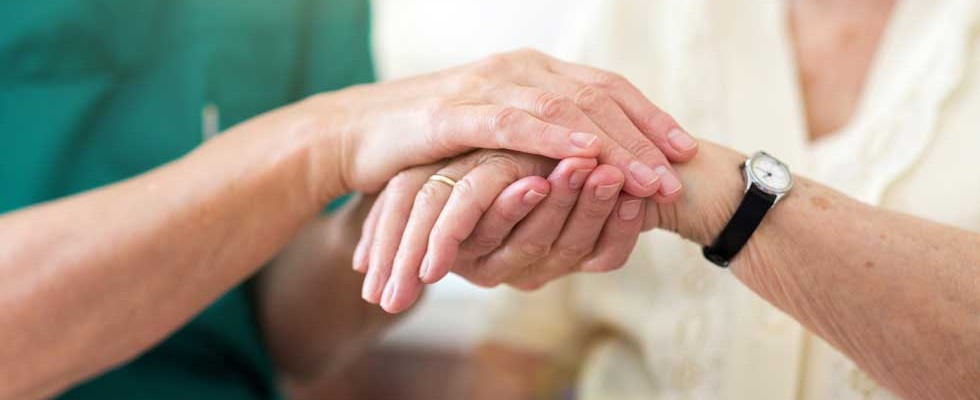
655, 166, 682, 195
595, 183, 621, 201
523, 189, 547, 205
362, 272, 379, 302
629, 161, 660, 187
570, 132, 598, 149
418, 255, 430, 279
619, 200, 642, 220
352, 242, 367, 271
568, 169, 591, 190
381, 282, 397, 310
667, 128, 698, 152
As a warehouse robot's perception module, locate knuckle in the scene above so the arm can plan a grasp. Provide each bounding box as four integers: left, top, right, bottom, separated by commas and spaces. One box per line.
573, 85, 609, 113
517, 241, 551, 260
489, 150, 556, 177
452, 176, 477, 200
454, 177, 493, 217
537, 93, 573, 121
414, 181, 446, 209
624, 137, 668, 163
489, 107, 531, 149
490, 106, 523, 133
468, 232, 506, 252
491, 202, 525, 223
557, 244, 590, 261
591, 70, 627, 89
452, 150, 486, 170
480, 152, 525, 178
642, 111, 680, 136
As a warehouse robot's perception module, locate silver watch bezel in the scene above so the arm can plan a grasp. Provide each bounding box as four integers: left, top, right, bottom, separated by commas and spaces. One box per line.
742, 151, 793, 202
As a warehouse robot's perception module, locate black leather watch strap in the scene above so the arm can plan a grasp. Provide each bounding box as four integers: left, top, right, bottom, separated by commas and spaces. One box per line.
702, 185, 777, 267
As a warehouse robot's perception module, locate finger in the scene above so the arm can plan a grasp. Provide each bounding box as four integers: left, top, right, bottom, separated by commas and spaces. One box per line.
545, 59, 699, 162
506, 165, 624, 287
362, 165, 439, 304
482, 82, 672, 198
462, 158, 596, 285
524, 74, 683, 199
420, 152, 552, 284
431, 104, 601, 161
578, 195, 646, 273
457, 175, 552, 260
379, 160, 475, 313
564, 82, 677, 198
409, 176, 550, 296
353, 192, 386, 273
453, 158, 597, 258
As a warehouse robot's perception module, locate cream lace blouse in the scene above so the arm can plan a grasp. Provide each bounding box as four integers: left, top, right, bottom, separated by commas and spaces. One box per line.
374, 0, 980, 398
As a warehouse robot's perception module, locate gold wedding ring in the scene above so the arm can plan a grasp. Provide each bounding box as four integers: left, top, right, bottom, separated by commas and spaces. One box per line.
428, 174, 457, 188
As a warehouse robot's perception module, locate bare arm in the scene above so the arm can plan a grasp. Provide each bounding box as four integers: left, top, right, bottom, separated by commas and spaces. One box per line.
254, 196, 399, 391
0, 104, 331, 399
0, 49, 690, 399
356, 137, 978, 399
652, 141, 980, 400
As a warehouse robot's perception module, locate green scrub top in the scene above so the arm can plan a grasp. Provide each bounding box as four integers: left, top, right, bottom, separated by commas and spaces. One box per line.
0, 1, 374, 398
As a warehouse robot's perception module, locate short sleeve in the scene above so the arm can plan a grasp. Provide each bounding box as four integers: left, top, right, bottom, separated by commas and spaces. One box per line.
325, 193, 353, 213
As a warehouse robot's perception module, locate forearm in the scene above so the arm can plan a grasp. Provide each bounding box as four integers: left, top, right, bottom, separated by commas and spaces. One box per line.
255, 196, 397, 389
659, 142, 980, 399
0, 102, 339, 399
737, 181, 980, 399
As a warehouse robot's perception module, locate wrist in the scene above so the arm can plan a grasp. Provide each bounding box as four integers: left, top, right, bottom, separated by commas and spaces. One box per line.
649, 141, 746, 246
291, 92, 358, 205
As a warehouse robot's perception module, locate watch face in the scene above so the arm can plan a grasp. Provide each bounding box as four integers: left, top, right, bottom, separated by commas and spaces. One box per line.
747, 152, 793, 194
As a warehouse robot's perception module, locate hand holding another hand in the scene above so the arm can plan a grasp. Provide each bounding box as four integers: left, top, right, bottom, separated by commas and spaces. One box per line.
354, 143, 748, 315
320, 49, 697, 198
330, 49, 703, 313
354, 151, 652, 313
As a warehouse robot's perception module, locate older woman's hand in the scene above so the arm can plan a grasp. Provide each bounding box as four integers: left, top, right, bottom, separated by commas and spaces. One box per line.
323, 49, 697, 199
355, 150, 649, 313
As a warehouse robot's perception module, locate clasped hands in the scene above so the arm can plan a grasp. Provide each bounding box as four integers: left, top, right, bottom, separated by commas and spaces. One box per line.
350, 50, 706, 313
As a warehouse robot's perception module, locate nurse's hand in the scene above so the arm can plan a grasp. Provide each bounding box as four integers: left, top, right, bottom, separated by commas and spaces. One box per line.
354, 150, 650, 313
312, 49, 698, 200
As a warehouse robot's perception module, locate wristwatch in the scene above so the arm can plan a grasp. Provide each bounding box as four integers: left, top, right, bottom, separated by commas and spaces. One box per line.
702, 151, 793, 267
